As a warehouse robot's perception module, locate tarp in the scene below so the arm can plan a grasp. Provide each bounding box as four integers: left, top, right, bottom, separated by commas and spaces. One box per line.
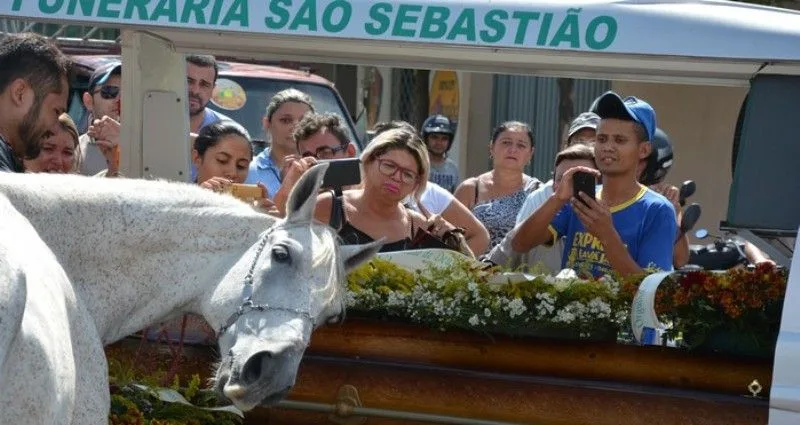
3, 0, 800, 62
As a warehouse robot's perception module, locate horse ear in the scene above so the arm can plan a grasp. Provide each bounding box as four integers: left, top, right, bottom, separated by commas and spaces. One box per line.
340, 239, 384, 272
286, 163, 328, 224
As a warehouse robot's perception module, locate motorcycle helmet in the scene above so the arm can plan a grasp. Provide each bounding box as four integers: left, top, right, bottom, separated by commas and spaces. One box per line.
639, 127, 674, 186
421, 114, 455, 151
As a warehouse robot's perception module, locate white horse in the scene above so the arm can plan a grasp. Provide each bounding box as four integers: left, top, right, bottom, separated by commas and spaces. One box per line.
0, 164, 381, 424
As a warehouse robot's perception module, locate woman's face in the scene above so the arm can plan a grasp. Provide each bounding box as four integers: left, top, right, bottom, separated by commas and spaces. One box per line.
263, 101, 311, 152
24, 127, 76, 174
366, 148, 421, 201
490, 128, 534, 171
193, 134, 252, 184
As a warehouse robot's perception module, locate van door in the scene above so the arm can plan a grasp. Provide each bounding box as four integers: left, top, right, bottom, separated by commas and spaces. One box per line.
770, 234, 800, 424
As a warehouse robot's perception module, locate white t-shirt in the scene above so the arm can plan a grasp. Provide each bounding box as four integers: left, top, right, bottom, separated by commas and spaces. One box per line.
516, 179, 554, 224
405, 181, 454, 215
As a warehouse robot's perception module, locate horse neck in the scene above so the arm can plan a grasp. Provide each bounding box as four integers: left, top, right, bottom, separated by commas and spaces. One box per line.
4, 175, 276, 344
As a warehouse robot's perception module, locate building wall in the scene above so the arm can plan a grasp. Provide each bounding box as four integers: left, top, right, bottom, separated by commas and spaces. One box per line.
611, 81, 749, 236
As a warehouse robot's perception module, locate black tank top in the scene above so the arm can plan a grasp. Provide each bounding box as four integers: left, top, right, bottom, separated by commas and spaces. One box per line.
332, 194, 415, 253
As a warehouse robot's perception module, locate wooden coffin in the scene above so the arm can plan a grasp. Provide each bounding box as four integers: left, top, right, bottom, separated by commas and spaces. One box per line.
108, 318, 772, 425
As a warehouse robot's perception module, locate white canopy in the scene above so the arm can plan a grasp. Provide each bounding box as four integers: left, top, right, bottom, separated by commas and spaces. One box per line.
4, 0, 800, 84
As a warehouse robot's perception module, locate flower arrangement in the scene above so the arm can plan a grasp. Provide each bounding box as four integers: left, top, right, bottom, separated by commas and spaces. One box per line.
106, 345, 242, 425
346, 257, 628, 340
642, 264, 788, 357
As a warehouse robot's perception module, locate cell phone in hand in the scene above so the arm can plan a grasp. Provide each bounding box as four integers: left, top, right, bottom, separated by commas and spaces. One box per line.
229, 183, 263, 201
572, 171, 596, 205
319, 158, 361, 189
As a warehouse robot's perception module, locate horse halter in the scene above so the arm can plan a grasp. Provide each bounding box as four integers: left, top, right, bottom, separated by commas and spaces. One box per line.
218, 228, 316, 336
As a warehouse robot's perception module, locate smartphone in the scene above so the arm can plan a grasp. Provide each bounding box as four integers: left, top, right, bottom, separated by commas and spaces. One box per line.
229, 183, 264, 200
572, 171, 596, 205
319, 158, 361, 189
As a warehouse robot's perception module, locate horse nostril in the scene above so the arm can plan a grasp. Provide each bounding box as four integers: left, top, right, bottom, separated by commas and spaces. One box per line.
241, 351, 275, 385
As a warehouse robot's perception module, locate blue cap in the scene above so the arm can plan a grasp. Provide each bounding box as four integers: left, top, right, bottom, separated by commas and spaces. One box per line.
592, 91, 657, 142
88, 60, 122, 91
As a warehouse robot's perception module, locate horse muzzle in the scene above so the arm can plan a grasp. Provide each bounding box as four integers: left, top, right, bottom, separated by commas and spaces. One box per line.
218, 344, 304, 410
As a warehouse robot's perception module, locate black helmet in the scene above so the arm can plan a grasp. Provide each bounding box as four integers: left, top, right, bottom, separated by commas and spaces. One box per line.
421, 114, 455, 149
639, 128, 674, 186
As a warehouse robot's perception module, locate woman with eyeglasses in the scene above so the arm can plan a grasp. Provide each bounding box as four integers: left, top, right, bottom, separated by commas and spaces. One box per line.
311, 128, 464, 254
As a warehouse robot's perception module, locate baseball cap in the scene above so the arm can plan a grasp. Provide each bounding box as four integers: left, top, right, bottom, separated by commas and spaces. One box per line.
567, 112, 600, 140
592, 91, 657, 142
88, 61, 122, 91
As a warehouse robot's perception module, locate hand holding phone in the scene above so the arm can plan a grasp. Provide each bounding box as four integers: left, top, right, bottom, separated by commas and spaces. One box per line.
229, 183, 264, 201
572, 171, 596, 206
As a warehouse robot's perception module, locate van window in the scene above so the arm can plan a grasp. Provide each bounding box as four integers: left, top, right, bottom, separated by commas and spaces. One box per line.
208, 77, 359, 149
726, 75, 800, 235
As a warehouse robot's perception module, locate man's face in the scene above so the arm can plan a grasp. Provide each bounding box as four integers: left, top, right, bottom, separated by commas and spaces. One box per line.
186, 63, 215, 117
553, 158, 597, 193
426, 132, 450, 156
298, 128, 354, 159
568, 128, 596, 146
18, 76, 68, 159
87, 74, 121, 121
594, 118, 650, 177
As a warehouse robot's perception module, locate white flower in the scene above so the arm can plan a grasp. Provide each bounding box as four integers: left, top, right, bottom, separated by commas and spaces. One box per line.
468, 314, 480, 326
506, 298, 527, 318
467, 282, 478, 292
484, 308, 492, 317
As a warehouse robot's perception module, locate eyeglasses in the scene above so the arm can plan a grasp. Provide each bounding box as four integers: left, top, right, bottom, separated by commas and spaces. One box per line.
93, 85, 120, 100
376, 159, 419, 184
301, 144, 348, 159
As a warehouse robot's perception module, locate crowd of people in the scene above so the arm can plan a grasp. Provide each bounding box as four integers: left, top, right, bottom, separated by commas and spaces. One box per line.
0, 32, 773, 279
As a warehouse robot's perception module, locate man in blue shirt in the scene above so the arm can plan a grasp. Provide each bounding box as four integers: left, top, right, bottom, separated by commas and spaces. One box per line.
512, 91, 675, 277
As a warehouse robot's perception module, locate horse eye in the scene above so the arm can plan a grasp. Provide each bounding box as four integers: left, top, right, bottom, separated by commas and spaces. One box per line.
272, 245, 291, 263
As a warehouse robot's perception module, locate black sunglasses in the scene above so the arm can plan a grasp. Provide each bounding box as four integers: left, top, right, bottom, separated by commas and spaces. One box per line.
93, 85, 120, 100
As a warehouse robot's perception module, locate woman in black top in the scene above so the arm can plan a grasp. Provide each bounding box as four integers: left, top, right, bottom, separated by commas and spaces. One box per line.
314, 128, 460, 253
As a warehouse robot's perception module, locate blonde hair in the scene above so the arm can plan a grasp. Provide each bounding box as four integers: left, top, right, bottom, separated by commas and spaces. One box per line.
360, 128, 429, 199
28, 112, 82, 172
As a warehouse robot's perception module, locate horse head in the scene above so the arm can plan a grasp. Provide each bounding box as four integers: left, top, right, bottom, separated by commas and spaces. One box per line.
211, 163, 381, 410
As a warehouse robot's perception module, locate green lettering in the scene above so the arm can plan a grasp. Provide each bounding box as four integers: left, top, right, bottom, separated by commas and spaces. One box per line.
511, 11, 540, 45
480, 9, 507, 43
12, 0, 24, 12
123, 0, 148, 19
419, 6, 449, 39
39, 0, 64, 14
181, 0, 209, 24
549, 8, 580, 48
265, 0, 291, 29
209, 0, 224, 24
585, 15, 617, 50
221, 0, 247, 26
152, 0, 178, 22
365, 3, 391, 36
447, 8, 476, 42
97, 0, 122, 18
290, 0, 317, 31
67, 0, 93, 16
537, 13, 553, 45
322, 0, 351, 33
392, 4, 422, 38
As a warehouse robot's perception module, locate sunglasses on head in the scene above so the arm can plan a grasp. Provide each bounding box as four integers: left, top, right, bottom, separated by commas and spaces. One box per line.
94, 85, 120, 100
